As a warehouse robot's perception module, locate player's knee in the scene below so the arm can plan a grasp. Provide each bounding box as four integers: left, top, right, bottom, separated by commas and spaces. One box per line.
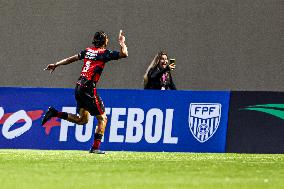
97, 114, 107, 124
103, 115, 107, 124
95, 115, 107, 134
76, 116, 88, 125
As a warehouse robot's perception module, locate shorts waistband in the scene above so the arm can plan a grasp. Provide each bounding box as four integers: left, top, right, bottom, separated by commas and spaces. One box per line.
76, 76, 96, 88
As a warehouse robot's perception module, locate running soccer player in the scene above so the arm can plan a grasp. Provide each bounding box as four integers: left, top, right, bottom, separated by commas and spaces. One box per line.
42, 30, 128, 154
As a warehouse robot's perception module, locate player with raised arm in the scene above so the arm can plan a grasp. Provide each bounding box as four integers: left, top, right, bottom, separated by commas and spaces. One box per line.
42, 30, 128, 154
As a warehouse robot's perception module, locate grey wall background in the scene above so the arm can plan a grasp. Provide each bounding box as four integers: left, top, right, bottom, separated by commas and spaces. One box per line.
0, 0, 283, 91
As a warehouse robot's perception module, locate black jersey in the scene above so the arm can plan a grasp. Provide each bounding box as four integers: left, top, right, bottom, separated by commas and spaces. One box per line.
78, 47, 120, 83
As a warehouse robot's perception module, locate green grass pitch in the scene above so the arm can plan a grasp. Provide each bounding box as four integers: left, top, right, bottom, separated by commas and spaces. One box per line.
0, 149, 283, 189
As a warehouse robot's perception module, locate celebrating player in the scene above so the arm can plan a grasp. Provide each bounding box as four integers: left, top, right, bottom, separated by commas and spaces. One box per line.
42, 30, 128, 154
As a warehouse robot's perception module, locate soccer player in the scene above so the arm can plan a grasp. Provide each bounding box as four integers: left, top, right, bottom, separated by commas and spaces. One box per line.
42, 30, 128, 154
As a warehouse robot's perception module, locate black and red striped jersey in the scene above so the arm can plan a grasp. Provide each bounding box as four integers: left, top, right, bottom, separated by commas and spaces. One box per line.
78, 47, 120, 83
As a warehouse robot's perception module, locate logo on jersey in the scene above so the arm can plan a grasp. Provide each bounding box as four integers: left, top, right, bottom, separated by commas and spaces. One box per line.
188, 103, 221, 143
85, 51, 98, 60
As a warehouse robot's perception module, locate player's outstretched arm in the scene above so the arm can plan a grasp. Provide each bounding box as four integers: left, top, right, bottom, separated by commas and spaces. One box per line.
118, 30, 128, 58
44, 54, 79, 74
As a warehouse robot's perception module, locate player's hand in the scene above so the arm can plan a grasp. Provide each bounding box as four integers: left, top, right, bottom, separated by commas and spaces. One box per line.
44, 64, 57, 74
118, 30, 126, 46
169, 63, 176, 70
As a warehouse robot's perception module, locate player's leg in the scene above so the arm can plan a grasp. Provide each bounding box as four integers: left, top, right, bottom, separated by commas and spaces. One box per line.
89, 93, 107, 154
66, 108, 89, 125
89, 112, 107, 154
41, 106, 89, 125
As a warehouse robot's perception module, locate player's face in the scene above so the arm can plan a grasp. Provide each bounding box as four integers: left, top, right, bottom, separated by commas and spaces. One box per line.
159, 54, 168, 69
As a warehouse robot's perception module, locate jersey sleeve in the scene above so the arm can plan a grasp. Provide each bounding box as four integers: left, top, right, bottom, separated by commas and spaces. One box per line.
78, 50, 87, 60
103, 50, 120, 62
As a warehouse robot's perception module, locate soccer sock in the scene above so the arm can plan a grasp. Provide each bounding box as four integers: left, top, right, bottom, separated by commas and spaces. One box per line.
56, 112, 68, 120
92, 133, 103, 150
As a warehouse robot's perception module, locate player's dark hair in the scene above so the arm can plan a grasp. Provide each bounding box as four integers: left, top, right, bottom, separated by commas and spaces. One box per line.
92, 31, 108, 48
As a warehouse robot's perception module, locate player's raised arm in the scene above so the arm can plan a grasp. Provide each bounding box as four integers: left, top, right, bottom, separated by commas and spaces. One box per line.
44, 54, 79, 74
118, 30, 128, 58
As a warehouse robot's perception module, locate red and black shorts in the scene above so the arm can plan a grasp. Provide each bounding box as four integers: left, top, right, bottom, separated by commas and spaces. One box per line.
75, 77, 105, 116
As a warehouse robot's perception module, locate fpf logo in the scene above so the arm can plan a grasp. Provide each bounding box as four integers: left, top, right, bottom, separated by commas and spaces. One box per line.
188, 103, 221, 143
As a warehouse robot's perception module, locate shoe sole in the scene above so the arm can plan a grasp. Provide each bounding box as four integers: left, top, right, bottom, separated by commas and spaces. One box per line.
41, 108, 56, 125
